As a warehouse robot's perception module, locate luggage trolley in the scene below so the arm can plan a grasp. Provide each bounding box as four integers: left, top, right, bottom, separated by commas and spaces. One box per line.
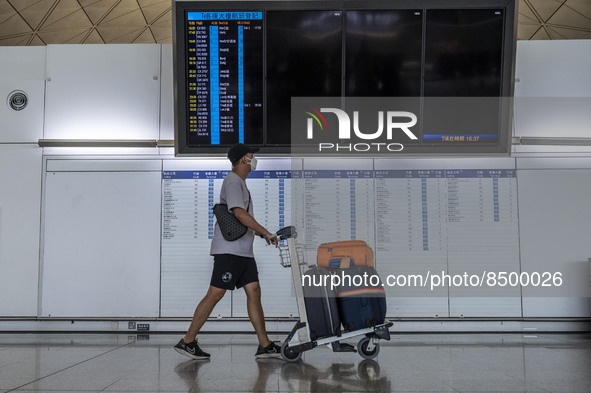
275, 226, 393, 363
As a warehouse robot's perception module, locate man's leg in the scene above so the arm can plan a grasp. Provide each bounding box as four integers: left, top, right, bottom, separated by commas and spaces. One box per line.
184, 285, 226, 343
243, 281, 271, 347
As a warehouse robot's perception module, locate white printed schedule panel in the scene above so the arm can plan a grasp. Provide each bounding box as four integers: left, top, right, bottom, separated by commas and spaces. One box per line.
161, 158, 520, 318
446, 169, 521, 317
160, 159, 297, 318
374, 169, 450, 317
161, 168, 230, 317
296, 159, 521, 318
300, 170, 376, 264
232, 168, 298, 318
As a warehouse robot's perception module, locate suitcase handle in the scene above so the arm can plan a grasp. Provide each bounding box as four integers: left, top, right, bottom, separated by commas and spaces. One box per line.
330, 254, 368, 267
329, 257, 354, 269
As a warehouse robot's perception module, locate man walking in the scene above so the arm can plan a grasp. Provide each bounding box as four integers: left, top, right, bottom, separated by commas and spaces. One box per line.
174, 143, 281, 360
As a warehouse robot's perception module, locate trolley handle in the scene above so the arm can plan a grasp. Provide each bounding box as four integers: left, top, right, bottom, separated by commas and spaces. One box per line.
276, 226, 297, 240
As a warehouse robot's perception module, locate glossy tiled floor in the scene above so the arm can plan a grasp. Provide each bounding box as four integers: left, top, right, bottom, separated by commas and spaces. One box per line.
0, 333, 590, 392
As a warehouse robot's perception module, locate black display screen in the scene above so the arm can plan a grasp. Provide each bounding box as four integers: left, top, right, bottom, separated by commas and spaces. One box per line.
185, 11, 264, 146
424, 9, 504, 97
174, 1, 517, 156
266, 10, 343, 145
345, 10, 423, 97
423, 9, 505, 144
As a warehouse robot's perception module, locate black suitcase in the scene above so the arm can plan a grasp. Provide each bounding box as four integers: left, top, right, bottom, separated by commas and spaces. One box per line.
335, 266, 387, 331
302, 265, 341, 340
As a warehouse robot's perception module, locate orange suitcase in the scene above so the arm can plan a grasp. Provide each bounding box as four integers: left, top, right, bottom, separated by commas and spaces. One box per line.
317, 240, 374, 268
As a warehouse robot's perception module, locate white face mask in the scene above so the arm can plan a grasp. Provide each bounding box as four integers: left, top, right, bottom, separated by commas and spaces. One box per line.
246, 156, 257, 171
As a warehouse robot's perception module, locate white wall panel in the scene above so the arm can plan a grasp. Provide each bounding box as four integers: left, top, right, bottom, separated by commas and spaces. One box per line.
41, 169, 162, 317
517, 160, 591, 317
46, 159, 161, 172
0, 47, 46, 143
160, 44, 174, 141
0, 81, 45, 142
516, 157, 591, 170
0, 145, 42, 316
44, 44, 161, 140
0, 47, 46, 81
514, 40, 591, 139
515, 40, 591, 98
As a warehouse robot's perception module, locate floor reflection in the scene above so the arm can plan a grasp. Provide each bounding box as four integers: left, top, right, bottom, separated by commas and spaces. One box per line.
1, 333, 591, 392
278, 359, 390, 392
172, 357, 391, 392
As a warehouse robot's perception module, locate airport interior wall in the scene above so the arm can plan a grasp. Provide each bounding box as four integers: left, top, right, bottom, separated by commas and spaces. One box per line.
0, 41, 590, 332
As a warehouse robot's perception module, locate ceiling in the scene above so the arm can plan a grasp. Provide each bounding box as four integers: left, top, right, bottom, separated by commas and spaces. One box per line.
0, 0, 590, 46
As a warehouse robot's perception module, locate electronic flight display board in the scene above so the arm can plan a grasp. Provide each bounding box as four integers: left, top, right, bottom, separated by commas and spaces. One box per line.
173, 0, 518, 156
184, 10, 264, 146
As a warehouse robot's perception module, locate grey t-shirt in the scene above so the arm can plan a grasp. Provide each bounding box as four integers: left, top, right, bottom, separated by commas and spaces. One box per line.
210, 171, 255, 257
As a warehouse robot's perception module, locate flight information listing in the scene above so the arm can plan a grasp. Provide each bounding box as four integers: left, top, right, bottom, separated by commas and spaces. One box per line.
186, 11, 264, 146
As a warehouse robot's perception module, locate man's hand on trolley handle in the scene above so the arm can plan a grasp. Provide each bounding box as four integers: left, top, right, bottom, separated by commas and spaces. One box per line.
259, 232, 278, 246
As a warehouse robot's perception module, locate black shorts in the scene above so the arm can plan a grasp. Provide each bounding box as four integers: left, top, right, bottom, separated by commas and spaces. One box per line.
210, 254, 259, 290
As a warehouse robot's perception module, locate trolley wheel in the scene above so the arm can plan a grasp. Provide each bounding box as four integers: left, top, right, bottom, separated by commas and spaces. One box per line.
358, 336, 380, 360
281, 341, 302, 363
